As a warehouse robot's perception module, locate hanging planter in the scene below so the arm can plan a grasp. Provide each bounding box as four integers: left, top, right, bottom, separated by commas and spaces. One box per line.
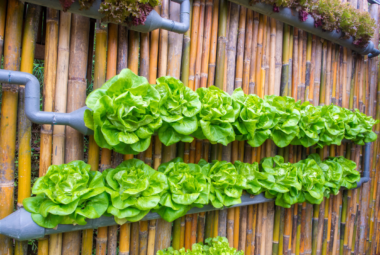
24, 0, 190, 34
228, 0, 380, 57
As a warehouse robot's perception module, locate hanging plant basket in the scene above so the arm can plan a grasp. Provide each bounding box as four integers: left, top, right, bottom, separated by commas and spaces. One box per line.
25, 0, 190, 34
229, 0, 380, 57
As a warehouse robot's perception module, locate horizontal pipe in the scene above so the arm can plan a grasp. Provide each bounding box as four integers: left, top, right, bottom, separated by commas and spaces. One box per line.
228, 0, 380, 57
0, 193, 273, 241
24, 0, 190, 34
0, 69, 93, 135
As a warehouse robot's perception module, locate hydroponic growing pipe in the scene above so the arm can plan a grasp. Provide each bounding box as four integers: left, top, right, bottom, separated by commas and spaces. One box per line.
0, 142, 372, 241
24, 0, 190, 34
228, 0, 380, 57
0, 69, 93, 135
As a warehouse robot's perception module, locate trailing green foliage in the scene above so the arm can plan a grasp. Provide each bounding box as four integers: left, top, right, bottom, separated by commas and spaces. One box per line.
84, 70, 377, 155
24, 154, 360, 227
23, 161, 109, 228
157, 236, 244, 255
250, 0, 375, 47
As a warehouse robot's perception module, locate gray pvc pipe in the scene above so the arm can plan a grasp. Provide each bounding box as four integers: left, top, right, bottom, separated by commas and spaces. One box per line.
356, 142, 371, 188
0, 193, 272, 241
24, 0, 190, 34
228, 0, 380, 57
0, 69, 93, 135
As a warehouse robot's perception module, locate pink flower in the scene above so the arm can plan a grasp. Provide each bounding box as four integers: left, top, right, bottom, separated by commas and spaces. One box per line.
299, 10, 308, 22
273, 4, 280, 12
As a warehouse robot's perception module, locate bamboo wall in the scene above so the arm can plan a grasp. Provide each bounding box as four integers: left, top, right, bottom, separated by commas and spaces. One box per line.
0, 0, 380, 254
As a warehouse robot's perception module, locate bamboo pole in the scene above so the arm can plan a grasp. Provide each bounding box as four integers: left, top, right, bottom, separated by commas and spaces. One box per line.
61, 14, 90, 255
83, 20, 106, 255
95, 23, 117, 255
47, 11, 72, 255
207, 0, 219, 87
194, 0, 205, 90
39, 8, 59, 177
36, 7, 59, 255
117, 26, 128, 73
188, 0, 200, 90
14, 4, 41, 255
214, 0, 228, 89
200, 0, 212, 88
234, 6, 246, 90
148, 13, 160, 254
226, 2, 239, 246
0, 0, 6, 60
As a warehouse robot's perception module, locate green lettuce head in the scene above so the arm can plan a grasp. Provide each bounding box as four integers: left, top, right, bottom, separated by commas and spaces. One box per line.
156, 76, 201, 146
291, 102, 325, 147
199, 159, 246, 208
260, 156, 302, 208
84, 69, 162, 155
156, 158, 210, 222
193, 86, 242, 145
295, 156, 326, 204
237, 94, 277, 147
104, 159, 168, 224
234, 160, 264, 195
344, 109, 378, 145
23, 161, 109, 228
323, 156, 360, 190
264, 95, 301, 147
308, 153, 342, 198
317, 105, 347, 148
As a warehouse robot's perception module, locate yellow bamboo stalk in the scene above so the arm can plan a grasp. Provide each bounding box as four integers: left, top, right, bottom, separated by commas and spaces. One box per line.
62, 14, 90, 255
14, 4, 41, 255
188, 0, 200, 90
207, 0, 219, 87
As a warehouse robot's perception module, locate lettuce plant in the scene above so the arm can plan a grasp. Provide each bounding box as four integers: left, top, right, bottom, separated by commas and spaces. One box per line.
156, 76, 202, 146
193, 86, 242, 146
323, 156, 360, 190
260, 156, 303, 208
104, 158, 168, 224
236, 94, 277, 147
295, 157, 326, 204
23, 161, 108, 228
291, 102, 325, 147
157, 236, 244, 255
84, 69, 162, 155
156, 158, 210, 222
264, 95, 301, 147
198, 160, 246, 208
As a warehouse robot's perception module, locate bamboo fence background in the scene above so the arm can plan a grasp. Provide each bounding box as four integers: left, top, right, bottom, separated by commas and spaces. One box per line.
0, 0, 380, 254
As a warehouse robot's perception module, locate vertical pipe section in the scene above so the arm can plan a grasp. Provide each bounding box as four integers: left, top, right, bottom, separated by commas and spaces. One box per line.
0, 0, 23, 254
15, 4, 41, 255
62, 14, 90, 255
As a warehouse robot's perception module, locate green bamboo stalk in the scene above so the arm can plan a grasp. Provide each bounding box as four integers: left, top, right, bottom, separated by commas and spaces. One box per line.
214, 0, 228, 89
